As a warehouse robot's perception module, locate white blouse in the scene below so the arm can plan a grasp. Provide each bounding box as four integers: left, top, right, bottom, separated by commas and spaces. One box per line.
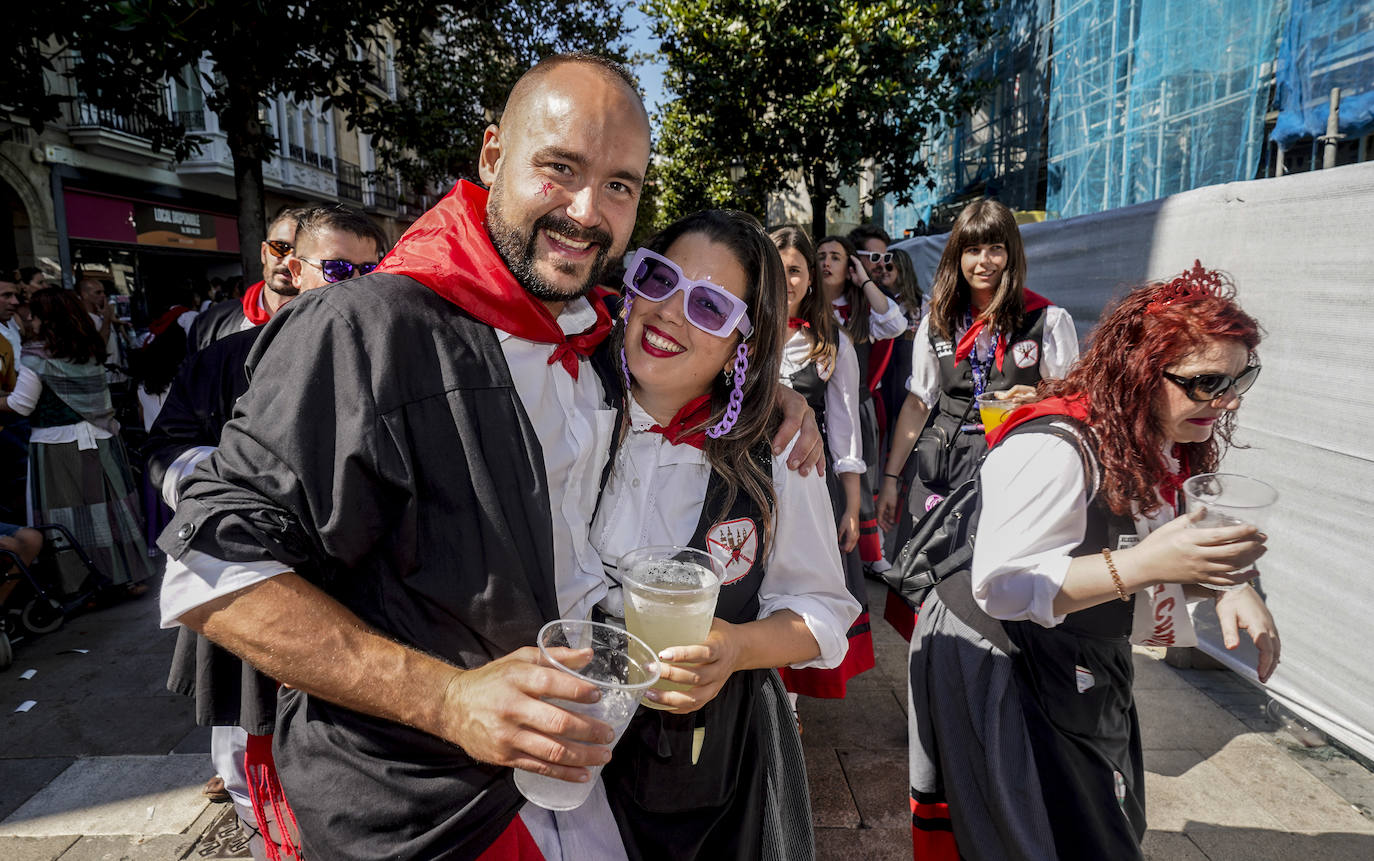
905, 307, 1080, 408
972, 427, 1178, 628
778, 328, 865, 475
590, 398, 859, 670
831, 297, 909, 341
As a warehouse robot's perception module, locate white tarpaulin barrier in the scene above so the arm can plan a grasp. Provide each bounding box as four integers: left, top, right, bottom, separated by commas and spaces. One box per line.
892, 160, 1374, 762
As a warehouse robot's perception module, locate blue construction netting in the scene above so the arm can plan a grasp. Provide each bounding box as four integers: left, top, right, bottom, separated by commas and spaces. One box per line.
1045, 0, 1284, 219
1271, 0, 1374, 148
884, 0, 1053, 237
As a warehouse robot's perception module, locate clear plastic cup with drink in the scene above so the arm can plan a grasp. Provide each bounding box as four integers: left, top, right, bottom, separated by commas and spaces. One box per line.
975, 390, 1035, 434
1180, 472, 1278, 591
512, 619, 660, 811
617, 546, 724, 710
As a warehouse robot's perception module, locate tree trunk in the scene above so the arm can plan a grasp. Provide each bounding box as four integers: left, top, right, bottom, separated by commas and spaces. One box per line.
808, 166, 830, 242
220, 73, 269, 282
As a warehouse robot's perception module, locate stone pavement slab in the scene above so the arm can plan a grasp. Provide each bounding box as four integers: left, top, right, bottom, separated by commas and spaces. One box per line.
0, 758, 75, 821
0, 754, 210, 838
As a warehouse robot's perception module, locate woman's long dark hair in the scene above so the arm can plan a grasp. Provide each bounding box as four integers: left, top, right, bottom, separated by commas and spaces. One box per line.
889, 248, 923, 320
817, 235, 871, 345
129, 324, 187, 396
622, 210, 787, 553
1041, 269, 1262, 517
769, 224, 838, 371
928, 199, 1028, 342
29, 287, 106, 364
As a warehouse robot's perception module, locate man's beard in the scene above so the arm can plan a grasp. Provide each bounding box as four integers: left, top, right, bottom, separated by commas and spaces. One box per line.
487, 195, 613, 303
265, 268, 298, 296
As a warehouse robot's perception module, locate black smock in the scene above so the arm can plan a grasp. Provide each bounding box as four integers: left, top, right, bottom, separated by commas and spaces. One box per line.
159, 273, 620, 860
147, 325, 278, 733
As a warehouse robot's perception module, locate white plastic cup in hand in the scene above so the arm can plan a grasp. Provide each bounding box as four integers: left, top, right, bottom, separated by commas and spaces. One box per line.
1181, 473, 1277, 591
618, 546, 724, 710
512, 619, 660, 811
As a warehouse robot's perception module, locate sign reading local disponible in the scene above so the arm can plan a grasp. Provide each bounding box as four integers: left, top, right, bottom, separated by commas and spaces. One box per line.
133, 203, 218, 250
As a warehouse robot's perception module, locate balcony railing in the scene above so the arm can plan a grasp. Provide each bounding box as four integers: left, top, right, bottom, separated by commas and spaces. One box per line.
370, 185, 397, 211
289, 143, 304, 161
70, 97, 156, 138
337, 161, 363, 201
319, 153, 334, 171
173, 108, 205, 130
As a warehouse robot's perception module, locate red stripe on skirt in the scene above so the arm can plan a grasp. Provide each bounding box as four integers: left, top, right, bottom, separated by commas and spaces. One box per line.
884, 589, 918, 642
858, 516, 884, 563
477, 815, 546, 860
910, 792, 958, 860
779, 613, 875, 698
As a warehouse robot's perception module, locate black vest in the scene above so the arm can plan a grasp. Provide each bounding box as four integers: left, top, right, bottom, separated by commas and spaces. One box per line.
605, 448, 777, 860
930, 305, 1049, 420
787, 356, 829, 454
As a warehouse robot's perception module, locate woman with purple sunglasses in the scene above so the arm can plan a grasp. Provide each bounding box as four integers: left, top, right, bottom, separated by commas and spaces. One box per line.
592, 210, 858, 860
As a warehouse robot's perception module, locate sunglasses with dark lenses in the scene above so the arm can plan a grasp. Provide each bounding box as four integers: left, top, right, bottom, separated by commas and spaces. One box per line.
297, 257, 379, 283
623, 248, 753, 338
265, 239, 294, 258
862, 251, 893, 264
1162, 364, 1261, 402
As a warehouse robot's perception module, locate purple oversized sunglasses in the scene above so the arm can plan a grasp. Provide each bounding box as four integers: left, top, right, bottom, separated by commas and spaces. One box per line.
623, 248, 753, 338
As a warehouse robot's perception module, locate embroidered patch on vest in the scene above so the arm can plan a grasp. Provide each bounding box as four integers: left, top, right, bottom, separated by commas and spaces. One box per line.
1075, 664, 1095, 693
1011, 339, 1040, 369
706, 517, 758, 585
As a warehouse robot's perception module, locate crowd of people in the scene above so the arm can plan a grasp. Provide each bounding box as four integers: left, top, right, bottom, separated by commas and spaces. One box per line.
0, 50, 1284, 861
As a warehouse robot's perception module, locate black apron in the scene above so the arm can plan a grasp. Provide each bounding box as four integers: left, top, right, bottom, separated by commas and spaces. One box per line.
1000, 417, 1148, 859
604, 448, 783, 861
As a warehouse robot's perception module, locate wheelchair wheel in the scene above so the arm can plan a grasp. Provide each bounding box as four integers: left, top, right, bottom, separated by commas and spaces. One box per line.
0, 631, 11, 670
20, 597, 63, 635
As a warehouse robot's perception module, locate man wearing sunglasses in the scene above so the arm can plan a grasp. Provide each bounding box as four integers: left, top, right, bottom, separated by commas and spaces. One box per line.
149, 204, 387, 860
186, 206, 306, 354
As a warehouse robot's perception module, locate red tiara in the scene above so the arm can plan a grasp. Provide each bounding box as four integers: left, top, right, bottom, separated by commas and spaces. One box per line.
1146, 260, 1232, 313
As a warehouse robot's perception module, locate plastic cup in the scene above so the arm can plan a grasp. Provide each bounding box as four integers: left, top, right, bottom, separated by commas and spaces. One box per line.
617, 546, 724, 710
1181, 473, 1278, 591
976, 391, 1034, 433
512, 619, 659, 811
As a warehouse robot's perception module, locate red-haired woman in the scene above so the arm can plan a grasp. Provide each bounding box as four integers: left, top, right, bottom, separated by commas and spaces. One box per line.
906, 264, 1280, 860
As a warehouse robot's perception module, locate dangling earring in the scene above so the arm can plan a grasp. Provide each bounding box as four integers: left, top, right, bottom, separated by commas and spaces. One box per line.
707, 343, 749, 439
619, 293, 634, 391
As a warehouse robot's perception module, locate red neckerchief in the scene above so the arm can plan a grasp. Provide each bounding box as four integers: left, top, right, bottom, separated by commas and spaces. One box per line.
787, 317, 810, 330
984, 394, 1090, 448
954, 290, 1052, 371
986, 394, 1191, 507
832, 299, 851, 323
241, 281, 270, 326
375, 180, 612, 379
646, 394, 711, 450
148, 305, 191, 336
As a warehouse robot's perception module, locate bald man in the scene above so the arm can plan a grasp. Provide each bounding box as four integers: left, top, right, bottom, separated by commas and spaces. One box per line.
157, 53, 821, 859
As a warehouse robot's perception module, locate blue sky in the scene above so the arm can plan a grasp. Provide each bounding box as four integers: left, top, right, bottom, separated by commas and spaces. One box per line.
625, 5, 669, 126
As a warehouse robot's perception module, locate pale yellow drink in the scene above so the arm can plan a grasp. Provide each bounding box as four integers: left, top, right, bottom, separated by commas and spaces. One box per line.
618, 550, 722, 710
978, 399, 1014, 432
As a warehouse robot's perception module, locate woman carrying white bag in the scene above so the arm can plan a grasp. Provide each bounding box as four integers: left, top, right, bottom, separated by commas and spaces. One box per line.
905, 262, 1281, 861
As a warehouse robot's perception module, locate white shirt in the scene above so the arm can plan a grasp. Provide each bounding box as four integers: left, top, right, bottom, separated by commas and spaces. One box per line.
905, 307, 1079, 407
589, 398, 860, 670
972, 427, 1177, 628
831, 296, 909, 341
160, 296, 616, 628
0, 319, 21, 365
778, 328, 865, 474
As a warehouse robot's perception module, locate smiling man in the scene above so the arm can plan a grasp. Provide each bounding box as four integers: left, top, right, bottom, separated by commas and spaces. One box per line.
157, 53, 818, 860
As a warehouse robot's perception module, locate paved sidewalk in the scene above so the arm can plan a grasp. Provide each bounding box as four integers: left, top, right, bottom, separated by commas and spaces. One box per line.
800, 579, 1374, 860
1, 577, 1371, 859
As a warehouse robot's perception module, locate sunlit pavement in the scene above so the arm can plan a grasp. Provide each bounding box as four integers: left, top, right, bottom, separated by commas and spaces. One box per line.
800, 579, 1374, 860
1, 576, 1372, 859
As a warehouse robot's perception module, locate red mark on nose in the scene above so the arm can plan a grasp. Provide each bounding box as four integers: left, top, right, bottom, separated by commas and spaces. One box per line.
539, 182, 554, 197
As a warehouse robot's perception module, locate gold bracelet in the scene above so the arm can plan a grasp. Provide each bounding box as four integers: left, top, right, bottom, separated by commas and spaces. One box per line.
1101, 548, 1129, 602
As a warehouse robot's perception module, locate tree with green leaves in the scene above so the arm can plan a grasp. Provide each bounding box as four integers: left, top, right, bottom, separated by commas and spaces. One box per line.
5, 1, 443, 278
343, 0, 631, 193
645, 0, 995, 239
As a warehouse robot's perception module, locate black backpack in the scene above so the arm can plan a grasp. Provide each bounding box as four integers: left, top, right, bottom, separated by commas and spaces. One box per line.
882, 418, 1096, 653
